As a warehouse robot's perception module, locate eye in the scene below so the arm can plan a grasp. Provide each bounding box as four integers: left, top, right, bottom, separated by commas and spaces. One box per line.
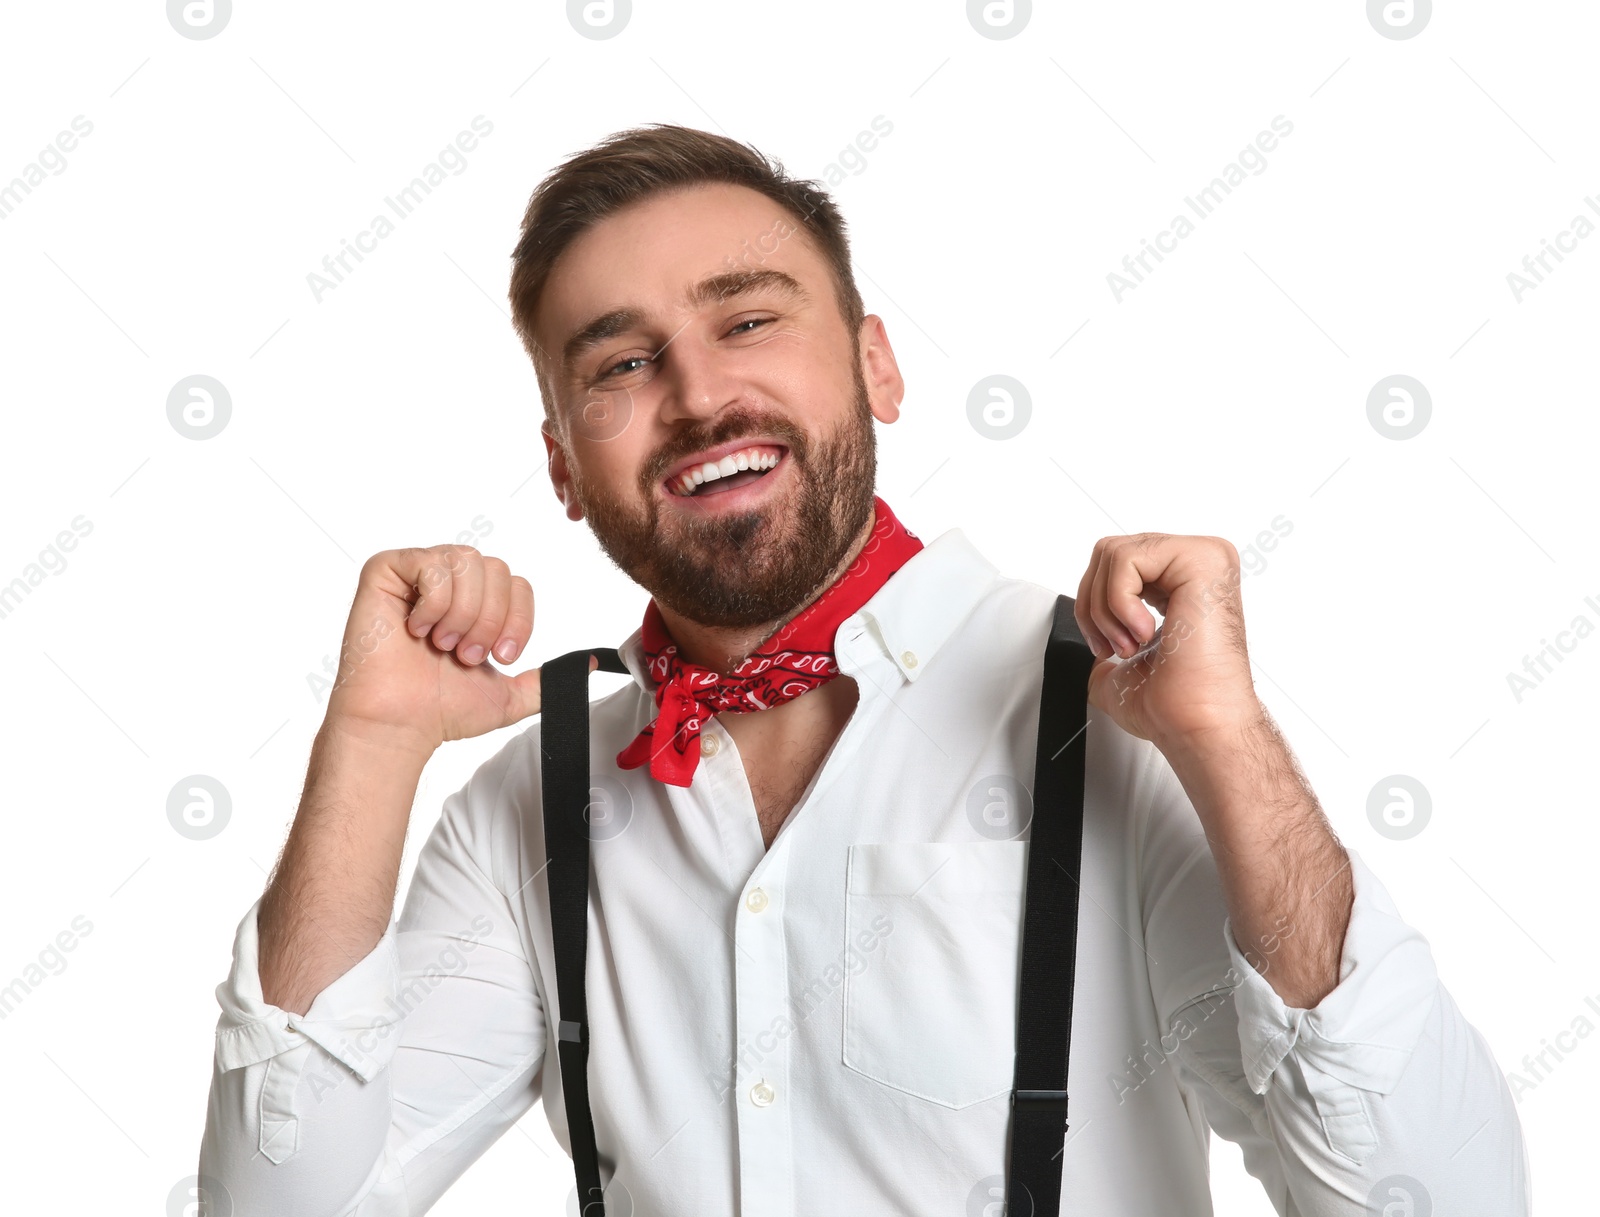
600, 355, 649, 379
598, 317, 772, 380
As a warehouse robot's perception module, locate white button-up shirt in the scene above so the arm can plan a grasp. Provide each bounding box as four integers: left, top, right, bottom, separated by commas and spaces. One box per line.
200, 525, 1529, 1215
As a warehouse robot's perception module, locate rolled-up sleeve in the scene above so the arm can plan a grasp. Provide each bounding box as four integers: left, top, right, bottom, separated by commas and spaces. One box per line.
1136, 741, 1531, 1216
198, 734, 550, 1215
209, 898, 407, 1166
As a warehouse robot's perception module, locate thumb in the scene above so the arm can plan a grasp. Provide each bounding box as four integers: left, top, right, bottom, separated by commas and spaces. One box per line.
1085, 657, 1113, 719
500, 653, 600, 724
1085, 656, 1133, 735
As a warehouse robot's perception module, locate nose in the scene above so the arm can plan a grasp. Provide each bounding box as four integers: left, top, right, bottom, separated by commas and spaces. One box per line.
655, 324, 744, 429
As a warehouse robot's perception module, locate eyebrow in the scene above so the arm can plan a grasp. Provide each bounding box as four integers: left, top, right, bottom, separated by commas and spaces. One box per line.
559, 267, 809, 375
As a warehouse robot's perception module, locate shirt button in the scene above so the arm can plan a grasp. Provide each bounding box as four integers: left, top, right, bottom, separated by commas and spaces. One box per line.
901, 650, 919, 669
745, 887, 769, 913
750, 1080, 776, 1106
700, 733, 720, 757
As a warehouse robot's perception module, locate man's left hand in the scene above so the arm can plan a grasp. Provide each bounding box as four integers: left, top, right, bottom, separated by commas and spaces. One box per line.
1077, 532, 1354, 1008
1074, 533, 1263, 748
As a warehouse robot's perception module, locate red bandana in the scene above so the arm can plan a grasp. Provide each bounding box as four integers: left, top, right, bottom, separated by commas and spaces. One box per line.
615, 495, 923, 787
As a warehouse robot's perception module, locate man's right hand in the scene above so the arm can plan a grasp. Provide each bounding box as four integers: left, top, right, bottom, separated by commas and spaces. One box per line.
257, 543, 600, 1015
324, 544, 597, 757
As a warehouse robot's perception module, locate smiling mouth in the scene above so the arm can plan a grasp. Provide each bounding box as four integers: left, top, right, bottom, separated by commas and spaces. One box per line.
665, 446, 787, 498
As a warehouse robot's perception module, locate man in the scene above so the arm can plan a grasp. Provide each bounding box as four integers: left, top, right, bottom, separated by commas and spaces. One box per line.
200, 124, 1528, 1214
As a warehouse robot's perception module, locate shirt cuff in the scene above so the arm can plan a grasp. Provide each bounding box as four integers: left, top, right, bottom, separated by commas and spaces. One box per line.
213, 896, 405, 1083
1225, 848, 1438, 1099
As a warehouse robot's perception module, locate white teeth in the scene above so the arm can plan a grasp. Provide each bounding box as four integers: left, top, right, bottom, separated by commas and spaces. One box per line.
672, 447, 781, 496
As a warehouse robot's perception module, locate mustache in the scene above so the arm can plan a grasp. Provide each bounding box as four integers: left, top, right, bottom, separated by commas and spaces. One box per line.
649, 416, 806, 482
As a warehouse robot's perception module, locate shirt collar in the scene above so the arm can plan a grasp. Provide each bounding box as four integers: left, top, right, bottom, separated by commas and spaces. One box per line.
615, 525, 1002, 694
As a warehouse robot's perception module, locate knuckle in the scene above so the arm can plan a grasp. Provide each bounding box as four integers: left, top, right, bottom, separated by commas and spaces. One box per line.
434, 543, 474, 574
417, 561, 449, 594
448, 572, 483, 612
471, 596, 507, 630
465, 620, 502, 645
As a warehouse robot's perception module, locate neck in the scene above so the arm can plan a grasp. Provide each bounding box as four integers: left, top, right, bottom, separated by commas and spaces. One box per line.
656, 509, 878, 674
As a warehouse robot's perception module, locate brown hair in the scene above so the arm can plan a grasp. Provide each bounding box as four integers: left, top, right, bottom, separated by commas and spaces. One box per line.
507, 123, 866, 434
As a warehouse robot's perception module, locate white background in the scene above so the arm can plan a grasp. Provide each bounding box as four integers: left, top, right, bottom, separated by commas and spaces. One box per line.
0, 1, 1593, 1212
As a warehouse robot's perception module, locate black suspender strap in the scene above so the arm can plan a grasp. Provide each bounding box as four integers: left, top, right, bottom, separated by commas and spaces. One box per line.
1006, 593, 1093, 1217
540, 646, 628, 1217
538, 592, 1092, 1215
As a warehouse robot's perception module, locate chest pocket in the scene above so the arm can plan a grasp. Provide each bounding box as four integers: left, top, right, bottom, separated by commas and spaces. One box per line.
842, 840, 1028, 1108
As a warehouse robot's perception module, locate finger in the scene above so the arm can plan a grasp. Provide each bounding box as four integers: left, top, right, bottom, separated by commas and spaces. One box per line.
1106, 539, 1162, 649
494, 576, 534, 664
1088, 541, 1135, 658
1076, 540, 1113, 658
457, 556, 511, 666
430, 545, 484, 654
393, 547, 456, 639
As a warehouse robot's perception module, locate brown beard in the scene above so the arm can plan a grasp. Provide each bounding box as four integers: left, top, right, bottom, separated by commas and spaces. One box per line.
565, 349, 878, 631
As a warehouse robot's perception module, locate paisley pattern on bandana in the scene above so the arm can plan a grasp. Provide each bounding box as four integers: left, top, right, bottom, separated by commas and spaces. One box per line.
615, 495, 922, 787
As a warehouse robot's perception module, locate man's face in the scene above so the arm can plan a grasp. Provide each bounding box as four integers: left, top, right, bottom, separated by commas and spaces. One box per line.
535, 181, 902, 631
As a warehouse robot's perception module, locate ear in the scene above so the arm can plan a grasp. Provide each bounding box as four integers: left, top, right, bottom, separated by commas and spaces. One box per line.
858, 314, 903, 425
542, 419, 585, 522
